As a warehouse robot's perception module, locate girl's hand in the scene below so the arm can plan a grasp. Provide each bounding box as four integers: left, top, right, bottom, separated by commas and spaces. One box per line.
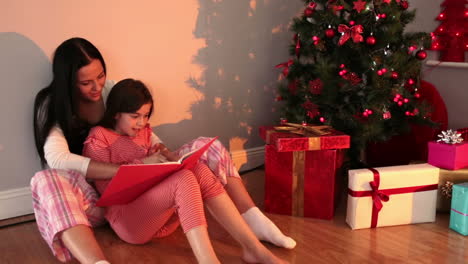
141, 152, 169, 164
160, 148, 180, 161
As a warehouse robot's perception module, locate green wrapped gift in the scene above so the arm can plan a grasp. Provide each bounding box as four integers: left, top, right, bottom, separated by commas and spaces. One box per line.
450, 183, 468, 235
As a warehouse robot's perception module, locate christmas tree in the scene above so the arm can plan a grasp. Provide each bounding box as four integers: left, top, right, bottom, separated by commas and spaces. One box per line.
431, 0, 468, 62
276, 0, 434, 167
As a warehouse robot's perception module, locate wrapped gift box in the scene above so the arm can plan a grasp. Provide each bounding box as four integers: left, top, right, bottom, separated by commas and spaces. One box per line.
260, 125, 350, 219
346, 164, 439, 230
428, 141, 468, 170
436, 168, 468, 212
450, 183, 468, 235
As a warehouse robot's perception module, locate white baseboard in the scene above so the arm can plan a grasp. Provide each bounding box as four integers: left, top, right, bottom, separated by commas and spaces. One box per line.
230, 146, 265, 173
0, 187, 33, 220
0, 146, 265, 220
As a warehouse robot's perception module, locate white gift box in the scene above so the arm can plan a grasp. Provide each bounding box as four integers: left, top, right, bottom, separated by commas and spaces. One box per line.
346, 164, 439, 230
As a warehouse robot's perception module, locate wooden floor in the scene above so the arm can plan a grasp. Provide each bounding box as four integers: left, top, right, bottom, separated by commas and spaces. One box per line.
1, 169, 467, 264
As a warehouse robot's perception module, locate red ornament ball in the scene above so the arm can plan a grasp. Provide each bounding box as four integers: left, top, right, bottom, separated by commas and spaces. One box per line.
366, 36, 376, 45
325, 28, 335, 38
400, 1, 409, 10
391, 71, 399, 79
416, 50, 427, 60
304, 7, 314, 17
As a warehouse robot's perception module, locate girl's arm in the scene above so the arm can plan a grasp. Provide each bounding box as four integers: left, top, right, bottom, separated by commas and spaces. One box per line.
44, 126, 117, 180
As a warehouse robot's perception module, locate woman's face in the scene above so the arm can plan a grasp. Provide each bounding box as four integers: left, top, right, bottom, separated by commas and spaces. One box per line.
76, 59, 106, 102
114, 103, 152, 137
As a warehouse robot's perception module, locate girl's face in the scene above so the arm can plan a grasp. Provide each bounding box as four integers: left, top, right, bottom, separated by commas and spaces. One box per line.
76, 59, 106, 102
114, 103, 152, 137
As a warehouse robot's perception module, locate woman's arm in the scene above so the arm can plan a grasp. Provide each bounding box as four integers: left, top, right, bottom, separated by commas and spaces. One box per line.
86, 160, 119, 180
44, 127, 116, 180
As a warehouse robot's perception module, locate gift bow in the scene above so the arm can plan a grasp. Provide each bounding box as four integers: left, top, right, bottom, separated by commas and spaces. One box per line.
368, 168, 389, 227
282, 122, 331, 136
369, 175, 390, 212
338, 24, 364, 46
348, 167, 438, 228
437, 129, 463, 144
275, 59, 293, 77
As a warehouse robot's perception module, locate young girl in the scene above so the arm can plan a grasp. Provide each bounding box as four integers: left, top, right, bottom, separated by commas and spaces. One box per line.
82, 78, 287, 264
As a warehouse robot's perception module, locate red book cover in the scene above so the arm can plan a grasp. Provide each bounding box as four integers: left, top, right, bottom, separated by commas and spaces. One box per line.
96, 137, 218, 207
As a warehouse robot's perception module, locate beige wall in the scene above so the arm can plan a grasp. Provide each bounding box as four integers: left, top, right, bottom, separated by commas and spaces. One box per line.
0, 0, 304, 191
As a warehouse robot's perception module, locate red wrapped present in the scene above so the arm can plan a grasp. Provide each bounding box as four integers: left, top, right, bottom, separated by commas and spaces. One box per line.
260, 124, 350, 219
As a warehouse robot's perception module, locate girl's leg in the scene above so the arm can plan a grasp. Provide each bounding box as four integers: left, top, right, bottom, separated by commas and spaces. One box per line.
206, 193, 286, 264
226, 177, 296, 249
191, 163, 287, 264
179, 137, 296, 249
109, 169, 219, 263
186, 226, 219, 264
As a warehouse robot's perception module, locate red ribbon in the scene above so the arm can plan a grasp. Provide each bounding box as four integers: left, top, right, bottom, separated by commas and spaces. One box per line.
337, 24, 364, 46
275, 59, 293, 77
348, 168, 438, 228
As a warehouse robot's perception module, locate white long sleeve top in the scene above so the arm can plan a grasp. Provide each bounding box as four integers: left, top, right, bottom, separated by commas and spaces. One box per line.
43, 80, 115, 175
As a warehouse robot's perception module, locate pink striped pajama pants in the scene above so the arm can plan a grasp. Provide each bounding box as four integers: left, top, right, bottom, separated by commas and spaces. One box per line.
106, 163, 225, 244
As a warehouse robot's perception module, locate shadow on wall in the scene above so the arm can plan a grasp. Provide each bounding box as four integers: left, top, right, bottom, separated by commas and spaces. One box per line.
0, 32, 51, 190
154, 0, 303, 155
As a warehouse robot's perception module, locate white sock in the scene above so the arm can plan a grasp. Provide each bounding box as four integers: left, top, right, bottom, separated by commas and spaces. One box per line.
242, 207, 296, 249
95, 261, 111, 264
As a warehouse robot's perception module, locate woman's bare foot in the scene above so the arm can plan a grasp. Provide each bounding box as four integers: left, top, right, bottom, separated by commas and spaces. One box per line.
241, 244, 288, 264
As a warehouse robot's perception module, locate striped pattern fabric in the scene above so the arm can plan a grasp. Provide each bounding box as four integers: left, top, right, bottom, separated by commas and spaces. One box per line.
31, 126, 238, 262
83, 126, 225, 244
107, 163, 225, 244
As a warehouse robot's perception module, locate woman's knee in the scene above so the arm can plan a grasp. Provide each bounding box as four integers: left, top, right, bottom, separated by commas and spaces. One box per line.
31, 169, 67, 193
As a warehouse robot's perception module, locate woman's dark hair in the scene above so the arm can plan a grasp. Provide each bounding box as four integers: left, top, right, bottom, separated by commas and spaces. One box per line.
33, 37, 106, 167
99, 78, 154, 129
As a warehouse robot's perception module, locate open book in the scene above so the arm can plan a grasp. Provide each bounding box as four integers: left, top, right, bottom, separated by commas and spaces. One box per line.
96, 137, 218, 207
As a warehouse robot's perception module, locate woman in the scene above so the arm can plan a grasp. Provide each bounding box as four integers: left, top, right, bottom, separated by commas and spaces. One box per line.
32, 38, 295, 264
